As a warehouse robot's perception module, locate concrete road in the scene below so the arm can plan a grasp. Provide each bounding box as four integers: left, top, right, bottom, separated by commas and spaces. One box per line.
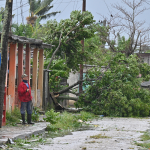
38, 117, 150, 150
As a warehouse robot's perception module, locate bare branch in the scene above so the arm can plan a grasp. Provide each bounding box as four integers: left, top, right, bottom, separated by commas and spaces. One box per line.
47, 33, 62, 69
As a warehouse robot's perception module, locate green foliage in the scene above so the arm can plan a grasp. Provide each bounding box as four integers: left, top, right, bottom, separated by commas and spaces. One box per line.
32, 107, 40, 122
11, 23, 33, 37
6, 107, 21, 125
79, 111, 95, 122
35, 10, 96, 71
44, 58, 70, 92
117, 36, 131, 52
44, 109, 60, 124
11, 18, 41, 38
44, 111, 95, 132
76, 53, 150, 117
135, 131, 150, 148
84, 34, 113, 66
28, 0, 60, 21
8, 135, 46, 149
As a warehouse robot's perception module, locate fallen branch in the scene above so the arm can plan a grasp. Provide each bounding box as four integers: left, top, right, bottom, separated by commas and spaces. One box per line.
54, 80, 83, 95
54, 78, 97, 95
47, 33, 62, 69
57, 96, 78, 101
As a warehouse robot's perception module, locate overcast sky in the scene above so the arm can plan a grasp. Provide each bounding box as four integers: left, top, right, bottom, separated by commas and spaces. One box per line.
0, 0, 150, 26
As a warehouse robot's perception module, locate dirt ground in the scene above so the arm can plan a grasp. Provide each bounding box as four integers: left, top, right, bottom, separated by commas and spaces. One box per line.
38, 117, 150, 150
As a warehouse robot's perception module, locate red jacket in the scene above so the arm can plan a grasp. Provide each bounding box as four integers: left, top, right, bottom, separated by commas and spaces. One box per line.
18, 81, 32, 102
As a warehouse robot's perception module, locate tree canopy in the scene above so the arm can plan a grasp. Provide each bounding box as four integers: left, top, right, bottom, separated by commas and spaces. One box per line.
35, 10, 96, 71
75, 52, 150, 117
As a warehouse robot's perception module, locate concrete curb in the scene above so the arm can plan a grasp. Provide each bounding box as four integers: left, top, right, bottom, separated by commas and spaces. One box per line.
0, 122, 48, 145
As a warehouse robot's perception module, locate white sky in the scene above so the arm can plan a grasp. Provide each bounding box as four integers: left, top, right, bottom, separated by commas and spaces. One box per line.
0, 0, 149, 26
1, 0, 150, 42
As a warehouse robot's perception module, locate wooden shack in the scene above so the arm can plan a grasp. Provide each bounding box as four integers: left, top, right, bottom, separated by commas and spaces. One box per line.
0, 33, 53, 112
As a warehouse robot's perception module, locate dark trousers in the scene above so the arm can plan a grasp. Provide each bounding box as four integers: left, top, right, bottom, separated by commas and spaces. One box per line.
20, 101, 32, 115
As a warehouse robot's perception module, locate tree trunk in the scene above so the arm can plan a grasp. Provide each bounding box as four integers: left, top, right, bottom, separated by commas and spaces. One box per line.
0, 0, 12, 128
54, 78, 96, 95
57, 96, 78, 101
54, 80, 83, 95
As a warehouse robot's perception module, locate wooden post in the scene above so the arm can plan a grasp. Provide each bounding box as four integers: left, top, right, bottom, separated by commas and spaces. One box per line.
32, 48, 38, 106
79, 0, 86, 93
8, 43, 17, 111
25, 44, 31, 84
38, 49, 44, 108
0, 0, 13, 128
18, 43, 23, 85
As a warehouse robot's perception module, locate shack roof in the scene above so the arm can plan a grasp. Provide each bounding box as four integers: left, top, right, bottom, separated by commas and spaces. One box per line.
0, 32, 54, 49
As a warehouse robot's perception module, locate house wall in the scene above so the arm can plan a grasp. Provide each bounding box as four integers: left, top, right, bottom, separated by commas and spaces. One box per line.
137, 53, 150, 65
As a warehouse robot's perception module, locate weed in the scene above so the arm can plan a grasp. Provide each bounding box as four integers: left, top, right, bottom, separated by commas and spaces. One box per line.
32, 107, 40, 122
140, 132, 150, 141
7, 135, 46, 149
79, 111, 95, 121
6, 106, 40, 125
135, 131, 150, 148
135, 141, 150, 148
86, 141, 102, 144
6, 107, 21, 125
44, 110, 96, 139
90, 134, 110, 139
44, 109, 60, 125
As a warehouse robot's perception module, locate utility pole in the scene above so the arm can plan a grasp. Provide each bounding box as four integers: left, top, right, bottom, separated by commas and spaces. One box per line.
79, 0, 86, 93
0, 0, 13, 128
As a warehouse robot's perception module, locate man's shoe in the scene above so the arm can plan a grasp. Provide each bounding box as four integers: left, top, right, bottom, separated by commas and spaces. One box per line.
27, 114, 34, 125
21, 114, 26, 125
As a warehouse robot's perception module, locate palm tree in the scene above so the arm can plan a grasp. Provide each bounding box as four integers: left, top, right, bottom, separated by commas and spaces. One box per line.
26, 0, 60, 25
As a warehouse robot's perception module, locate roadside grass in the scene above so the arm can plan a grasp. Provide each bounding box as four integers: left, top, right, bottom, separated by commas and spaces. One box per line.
6, 107, 21, 126
6, 134, 46, 149
135, 131, 150, 148
45, 110, 96, 138
6, 109, 96, 147
6, 107, 40, 126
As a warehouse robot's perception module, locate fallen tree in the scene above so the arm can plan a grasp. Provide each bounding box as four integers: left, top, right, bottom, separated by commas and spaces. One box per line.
57, 96, 78, 101
76, 53, 150, 117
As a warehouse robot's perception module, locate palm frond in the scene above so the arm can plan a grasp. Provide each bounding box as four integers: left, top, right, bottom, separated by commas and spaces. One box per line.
28, 0, 41, 15
34, 0, 53, 15
36, 5, 53, 16
40, 11, 60, 20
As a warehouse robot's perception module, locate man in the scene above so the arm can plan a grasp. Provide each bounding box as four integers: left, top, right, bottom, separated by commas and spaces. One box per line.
18, 74, 34, 125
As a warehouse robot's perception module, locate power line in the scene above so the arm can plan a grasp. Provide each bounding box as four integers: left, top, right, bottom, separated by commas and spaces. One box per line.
56, 0, 73, 19
12, 2, 29, 11
75, 1, 78, 10
15, 8, 29, 17
55, 0, 64, 11
53, 0, 82, 5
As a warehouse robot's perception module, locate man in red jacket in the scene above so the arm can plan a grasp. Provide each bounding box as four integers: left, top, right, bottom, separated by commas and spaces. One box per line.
18, 74, 34, 125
